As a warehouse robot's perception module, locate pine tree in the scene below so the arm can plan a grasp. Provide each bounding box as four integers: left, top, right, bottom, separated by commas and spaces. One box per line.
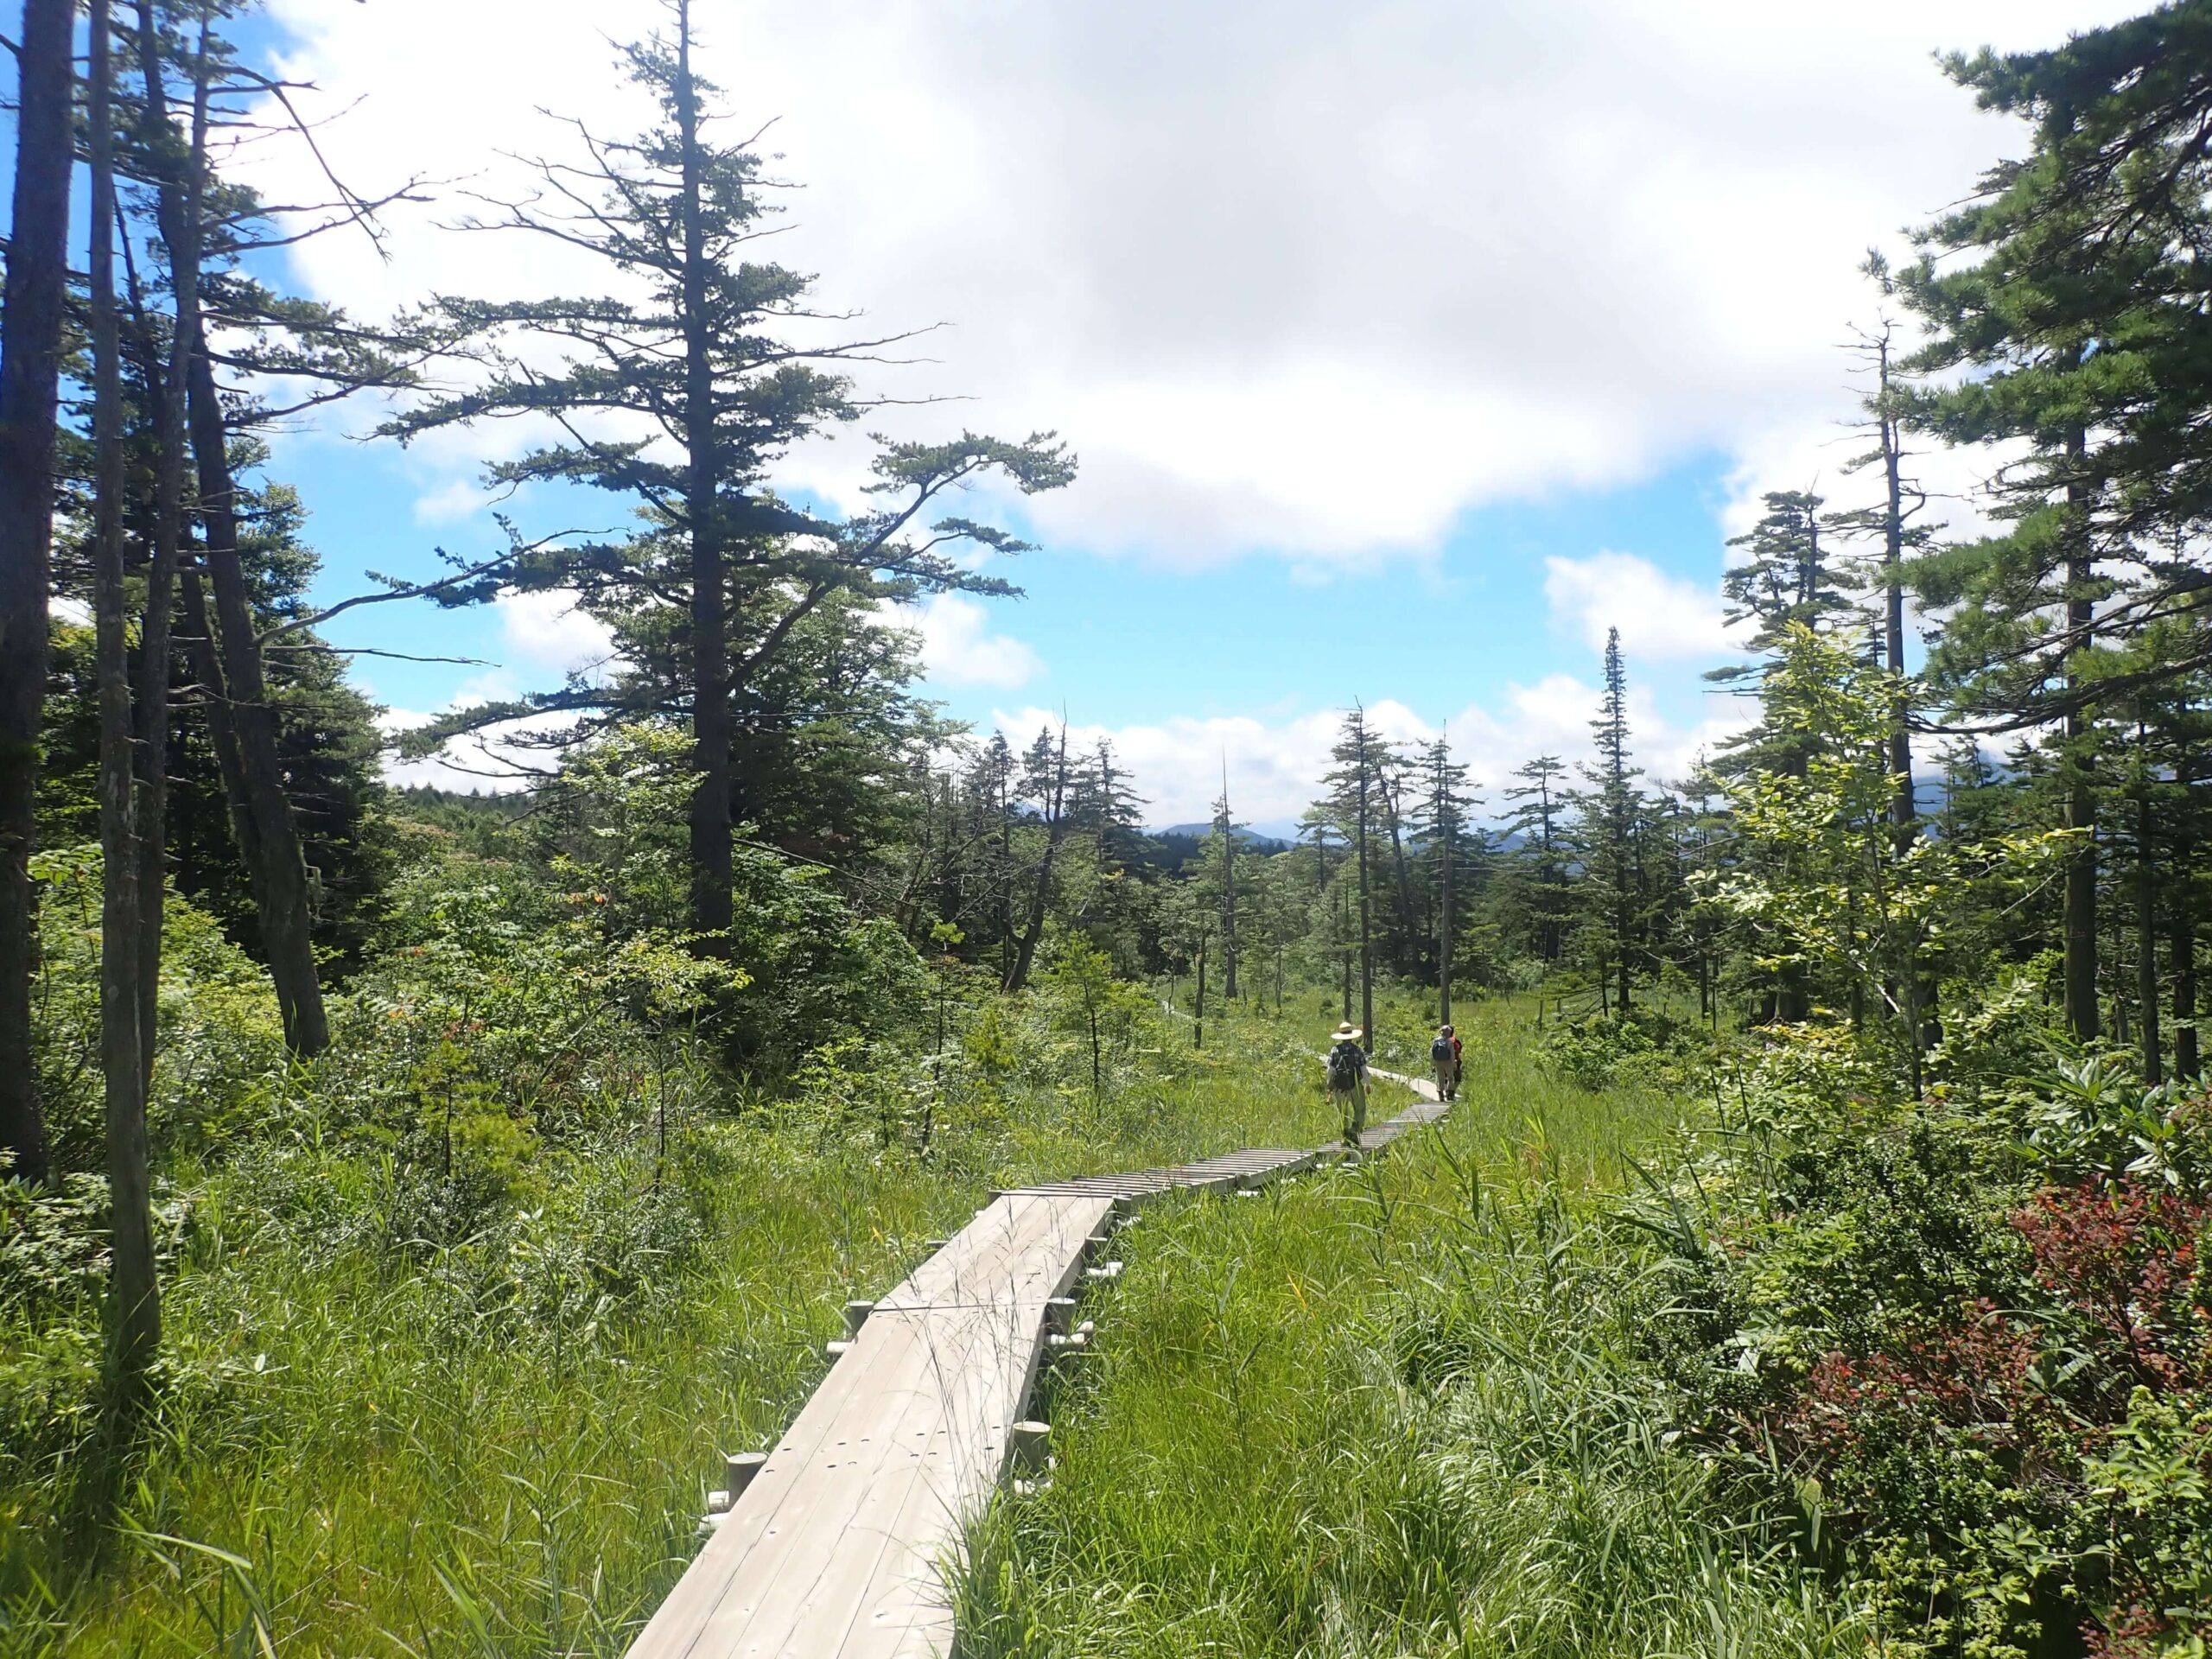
1577, 629, 1643, 1014
1416, 734, 1478, 1022
1207, 764, 1239, 1000
1834, 258, 1935, 836
387, 3, 1071, 953
1895, 8, 2212, 1040
1325, 708, 1387, 1047
1503, 754, 1570, 964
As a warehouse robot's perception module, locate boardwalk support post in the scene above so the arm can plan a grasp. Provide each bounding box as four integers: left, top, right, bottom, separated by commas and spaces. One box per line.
705, 1451, 767, 1516
843, 1300, 875, 1339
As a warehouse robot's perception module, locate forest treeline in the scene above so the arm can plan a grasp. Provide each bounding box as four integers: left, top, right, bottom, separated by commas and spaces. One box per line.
5, 0, 2212, 1654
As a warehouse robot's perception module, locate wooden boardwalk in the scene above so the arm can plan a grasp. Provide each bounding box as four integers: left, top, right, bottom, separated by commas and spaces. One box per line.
626, 1065, 1445, 1659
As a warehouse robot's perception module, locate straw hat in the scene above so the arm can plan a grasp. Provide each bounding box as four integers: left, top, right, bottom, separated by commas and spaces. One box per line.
1331, 1022, 1363, 1042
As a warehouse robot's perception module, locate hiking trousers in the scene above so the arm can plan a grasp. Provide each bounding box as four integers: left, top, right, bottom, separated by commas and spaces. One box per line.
1334, 1080, 1367, 1143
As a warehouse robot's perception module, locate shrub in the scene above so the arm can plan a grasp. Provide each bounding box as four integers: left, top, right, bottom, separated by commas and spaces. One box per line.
1633, 1035, 2212, 1658
1536, 1007, 1691, 1090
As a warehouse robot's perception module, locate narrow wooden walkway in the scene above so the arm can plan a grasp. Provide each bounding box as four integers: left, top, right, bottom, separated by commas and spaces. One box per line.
626, 1065, 1446, 1659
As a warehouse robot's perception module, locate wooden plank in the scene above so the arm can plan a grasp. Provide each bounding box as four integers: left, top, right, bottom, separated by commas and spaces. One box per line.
628, 1058, 1453, 1659
626, 1192, 1113, 1659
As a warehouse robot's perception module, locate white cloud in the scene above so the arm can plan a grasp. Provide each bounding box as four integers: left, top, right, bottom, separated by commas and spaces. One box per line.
894, 594, 1042, 690
988, 677, 1756, 828
495, 590, 616, 675
377, 673, 575, 792
1543, 550, 1745, 663
244, 0, 2140, 570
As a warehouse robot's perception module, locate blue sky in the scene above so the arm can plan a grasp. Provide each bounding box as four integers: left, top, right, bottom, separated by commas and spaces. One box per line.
34, 0, 2151, 823
283, 415, 1758, 826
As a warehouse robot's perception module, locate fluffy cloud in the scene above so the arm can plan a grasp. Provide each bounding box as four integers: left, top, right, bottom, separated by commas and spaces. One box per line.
247, 0, 2138, 570
1542, 550, 1746, 664
988, 679, 1755, 829
494, 590, 616, 676
893, 594, 1043, 690
377, 670, 575, 792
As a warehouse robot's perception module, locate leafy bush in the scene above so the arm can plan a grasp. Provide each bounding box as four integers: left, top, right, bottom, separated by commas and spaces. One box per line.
1536, 1007, 1693, 1090
1633, 1034, 2212, 1659
29, 844, 286, 1173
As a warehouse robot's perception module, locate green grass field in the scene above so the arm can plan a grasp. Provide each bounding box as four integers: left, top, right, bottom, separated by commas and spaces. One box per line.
953, 994, 1870, 1657
8, 988, 1859, 1658
1, 1014, 1342, 1658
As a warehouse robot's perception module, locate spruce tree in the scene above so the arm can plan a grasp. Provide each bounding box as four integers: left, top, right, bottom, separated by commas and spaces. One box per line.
388, 3, 1071, 952
1325, 708, 1386, 1047
1503, 754, 1570, 964
1896, 7, 2212, 1039
1577, 630, 1643, 1014
1416, 734, 1478, 1022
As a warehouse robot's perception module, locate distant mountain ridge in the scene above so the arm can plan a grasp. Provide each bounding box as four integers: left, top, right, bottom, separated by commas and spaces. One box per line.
1152, 822, 1296, 850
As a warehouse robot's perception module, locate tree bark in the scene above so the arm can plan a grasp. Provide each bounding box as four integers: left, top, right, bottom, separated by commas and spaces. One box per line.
1219, 780, 1238, 1001
1193, 929, 1205, 1051
2063, 416, 2100, 1043
673, 1, 734, 953
89, 0, 160, 1374
2137, 773, 2161, 1084
1382, 772, 1418, 976
134, 2, 325, 1054
2173, 896, 2199, 1083
0, 0, 76, 1185
183, 353, 328, 1053
1878, 361, 1915, 836
127, 0, 206, 1089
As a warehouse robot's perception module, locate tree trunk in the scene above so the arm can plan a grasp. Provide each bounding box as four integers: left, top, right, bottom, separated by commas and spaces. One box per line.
135, 5, 326, 1055
673, 1, 733, 953
89, 0, 160, 1374
1193, 930, 1205, 1051
1338, 887, 1351, 1022
1220, 792, 1238, 1001
1878, 364, 1916, 836
2136, 784, 2161, 1085
0, 0, 76, 1185
183, 353, 328, 1053
1383, 776, 1418, 976
2063, 417, 2099, 1043
130, 1, 206, 1089
177, 563, 257, 868
2173, 897, 2199, 1083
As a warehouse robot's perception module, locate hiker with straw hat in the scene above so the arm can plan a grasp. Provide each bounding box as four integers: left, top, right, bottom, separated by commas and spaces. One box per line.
1324, 1021, 1369, 1144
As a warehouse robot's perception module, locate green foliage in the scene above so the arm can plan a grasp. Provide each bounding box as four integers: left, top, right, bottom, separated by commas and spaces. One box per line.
29, 843, 285, 1174
954, 997, 1853, 1658
1535, 1007, 1694, 1091
0, 967, 1338, 1653
1630, 1027, 2212, 1658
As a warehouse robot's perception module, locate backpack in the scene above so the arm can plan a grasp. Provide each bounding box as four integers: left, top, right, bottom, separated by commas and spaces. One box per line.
1325, 1042, 1363, 1091
1430, 1035, 1456, 1065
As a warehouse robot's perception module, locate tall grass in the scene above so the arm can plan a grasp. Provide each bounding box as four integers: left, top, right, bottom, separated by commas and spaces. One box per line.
953, 995, 1870, 1657
0, 1021, 1339, 1657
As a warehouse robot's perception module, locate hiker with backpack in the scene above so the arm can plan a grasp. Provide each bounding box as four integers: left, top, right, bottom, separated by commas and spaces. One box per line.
1430, 1024, 1461, 1102
1325, 1022, 1369, 1143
